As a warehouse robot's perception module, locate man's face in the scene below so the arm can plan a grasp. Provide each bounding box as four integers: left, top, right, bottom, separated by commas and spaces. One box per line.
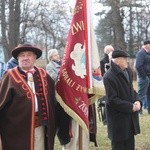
117, 57, 129, 70
145, 44, 150, 52
17, 51, 37, 70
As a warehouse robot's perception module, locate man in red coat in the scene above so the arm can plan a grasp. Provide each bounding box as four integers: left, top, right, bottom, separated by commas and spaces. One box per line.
0, 44, 55, 150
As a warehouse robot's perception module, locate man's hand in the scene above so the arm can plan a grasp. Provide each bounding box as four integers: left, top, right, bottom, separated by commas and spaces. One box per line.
132, 101, 141, 112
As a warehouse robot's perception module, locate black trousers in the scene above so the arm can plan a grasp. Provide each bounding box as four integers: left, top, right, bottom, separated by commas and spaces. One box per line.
111, 136, 135, 150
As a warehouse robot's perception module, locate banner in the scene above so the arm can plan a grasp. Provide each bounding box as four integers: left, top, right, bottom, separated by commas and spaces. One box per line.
56, 0, 104, 135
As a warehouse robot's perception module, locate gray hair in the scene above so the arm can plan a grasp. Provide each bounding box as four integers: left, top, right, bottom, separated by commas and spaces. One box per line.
47, 49, 58, 61
104, 45, 114, 54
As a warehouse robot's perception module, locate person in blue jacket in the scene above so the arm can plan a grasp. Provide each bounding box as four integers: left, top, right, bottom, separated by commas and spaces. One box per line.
0, 60, 6, 79
135, 40, 150, 114
6, 57, 18, 70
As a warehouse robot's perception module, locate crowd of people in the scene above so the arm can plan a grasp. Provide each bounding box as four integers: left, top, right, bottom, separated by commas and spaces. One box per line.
0, 40, 150, 150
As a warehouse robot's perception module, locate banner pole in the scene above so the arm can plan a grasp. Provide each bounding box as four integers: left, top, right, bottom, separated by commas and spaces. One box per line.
79, 125, 82, 150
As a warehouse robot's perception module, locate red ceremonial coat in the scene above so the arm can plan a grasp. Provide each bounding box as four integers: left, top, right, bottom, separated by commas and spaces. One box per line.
0, 66, 55, 150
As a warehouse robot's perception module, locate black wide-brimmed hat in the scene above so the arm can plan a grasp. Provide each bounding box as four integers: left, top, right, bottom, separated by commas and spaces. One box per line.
11, 44, 42, 59
112, 50, 130, 58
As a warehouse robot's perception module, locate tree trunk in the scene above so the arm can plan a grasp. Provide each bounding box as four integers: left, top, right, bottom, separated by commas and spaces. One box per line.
1, 0, 9, 61
109, 0, 126, 50
8, 0, 21, 54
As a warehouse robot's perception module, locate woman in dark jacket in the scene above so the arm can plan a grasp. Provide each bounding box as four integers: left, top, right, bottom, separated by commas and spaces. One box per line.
103, 50, 142, 150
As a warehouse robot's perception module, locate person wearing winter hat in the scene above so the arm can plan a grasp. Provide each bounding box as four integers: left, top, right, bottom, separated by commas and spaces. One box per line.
0, 43, 56, 150
103, 49, 142, 150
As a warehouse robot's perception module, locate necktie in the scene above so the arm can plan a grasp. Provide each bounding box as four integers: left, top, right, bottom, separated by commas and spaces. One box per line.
27, 72, 34, 89
26, 71, 38, 112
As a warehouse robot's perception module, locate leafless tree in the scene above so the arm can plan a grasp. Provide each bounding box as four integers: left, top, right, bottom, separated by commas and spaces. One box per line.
108, 0, 126, 50
96, 0, 150, 57
0, 0, 72, 61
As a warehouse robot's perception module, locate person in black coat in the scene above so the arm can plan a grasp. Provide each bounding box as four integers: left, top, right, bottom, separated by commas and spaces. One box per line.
100, 45, 114, 76
100, 45, 114, 125
103, 50, 142, 150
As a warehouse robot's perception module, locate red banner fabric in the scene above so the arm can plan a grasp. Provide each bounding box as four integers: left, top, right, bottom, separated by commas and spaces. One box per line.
56, 0, 101, 135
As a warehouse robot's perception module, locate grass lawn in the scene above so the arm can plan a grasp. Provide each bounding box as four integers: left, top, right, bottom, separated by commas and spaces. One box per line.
54, 80, 150, 149
54, 110, 150, 150
90, 110, 150, 150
